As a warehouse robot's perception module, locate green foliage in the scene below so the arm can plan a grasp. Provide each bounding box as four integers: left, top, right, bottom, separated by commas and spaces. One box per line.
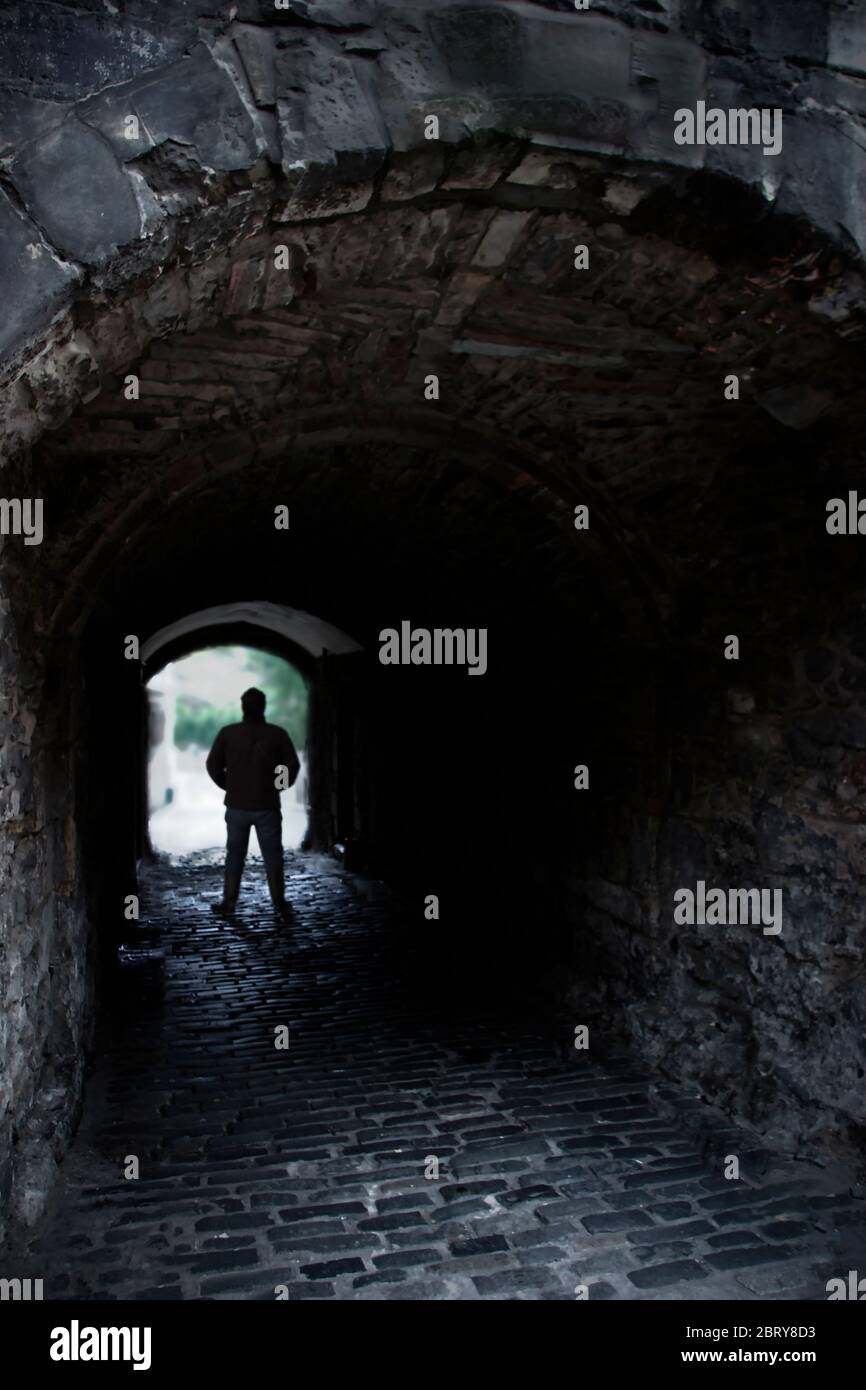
173, 647, 308, 750
173, 699, 229, 751
241, 648, 308, 747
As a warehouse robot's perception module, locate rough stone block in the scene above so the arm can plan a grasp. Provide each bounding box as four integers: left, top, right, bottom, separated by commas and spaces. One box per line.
381, 148, 446, 201
0, 7, 194, 102
0, 92, 69, 161
372, 16, 454, 151
275, 35, 389, 195
235, 26, 277, 108
125, 45, 262, 174
9, 120, 141, 264
0, 191, 79, 357
830, 6, 866, 76
428, 6, 525, 90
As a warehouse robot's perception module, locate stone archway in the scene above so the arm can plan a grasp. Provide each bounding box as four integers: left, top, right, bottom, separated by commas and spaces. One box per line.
2, 0, 866, 465
2, 0, 866, 1261
141, 600, 363, 668
140, 602, 364, 862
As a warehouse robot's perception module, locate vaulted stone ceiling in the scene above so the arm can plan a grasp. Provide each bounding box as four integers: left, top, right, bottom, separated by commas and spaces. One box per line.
17, 146, 866, 651
1, 1, 864, 652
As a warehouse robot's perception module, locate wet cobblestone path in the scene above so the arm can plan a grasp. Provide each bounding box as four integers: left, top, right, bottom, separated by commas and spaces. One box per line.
12, 854, 866, 1301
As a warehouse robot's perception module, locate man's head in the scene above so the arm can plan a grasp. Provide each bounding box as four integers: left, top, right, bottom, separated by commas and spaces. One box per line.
241, 687, 266, 720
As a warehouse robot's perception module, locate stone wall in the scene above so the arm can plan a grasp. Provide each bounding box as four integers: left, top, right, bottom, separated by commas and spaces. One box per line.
564, 484, 866, 1164
0, 621, 93, 1243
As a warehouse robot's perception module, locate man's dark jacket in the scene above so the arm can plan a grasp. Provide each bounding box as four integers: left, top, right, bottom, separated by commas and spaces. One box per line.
206, 718, 300, 811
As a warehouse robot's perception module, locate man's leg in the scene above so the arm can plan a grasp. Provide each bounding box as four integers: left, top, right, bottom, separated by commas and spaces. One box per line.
255, 810, 290, 919
212, 809, 251, 914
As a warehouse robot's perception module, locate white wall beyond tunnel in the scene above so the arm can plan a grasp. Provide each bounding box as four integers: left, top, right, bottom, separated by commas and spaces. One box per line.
147, 647, 309, 856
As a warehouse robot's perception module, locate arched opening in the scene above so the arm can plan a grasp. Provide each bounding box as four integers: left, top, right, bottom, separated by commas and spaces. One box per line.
139, 601, 363, 865
146, 644, 310, 858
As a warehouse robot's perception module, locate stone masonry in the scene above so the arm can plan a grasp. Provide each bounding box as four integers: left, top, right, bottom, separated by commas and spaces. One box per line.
1, 0, 865, 1262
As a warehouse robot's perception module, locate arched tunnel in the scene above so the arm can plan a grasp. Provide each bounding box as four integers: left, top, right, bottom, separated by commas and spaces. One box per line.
1, 0, 866, 1313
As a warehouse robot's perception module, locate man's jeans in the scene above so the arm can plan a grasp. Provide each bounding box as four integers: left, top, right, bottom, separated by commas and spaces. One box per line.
225, 808, 283, 876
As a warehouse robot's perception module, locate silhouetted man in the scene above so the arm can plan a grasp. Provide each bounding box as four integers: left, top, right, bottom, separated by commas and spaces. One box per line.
206, 687, 300, 919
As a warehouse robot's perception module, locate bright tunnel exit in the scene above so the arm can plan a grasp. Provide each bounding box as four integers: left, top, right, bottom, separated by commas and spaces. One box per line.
146, 645, 309, 856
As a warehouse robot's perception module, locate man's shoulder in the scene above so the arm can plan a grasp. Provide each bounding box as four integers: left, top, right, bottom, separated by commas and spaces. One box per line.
218, 722, 244, 737
265, 722, 291, 739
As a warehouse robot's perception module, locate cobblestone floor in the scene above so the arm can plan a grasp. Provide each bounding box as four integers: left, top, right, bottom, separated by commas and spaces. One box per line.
9, 853, 866, 1300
